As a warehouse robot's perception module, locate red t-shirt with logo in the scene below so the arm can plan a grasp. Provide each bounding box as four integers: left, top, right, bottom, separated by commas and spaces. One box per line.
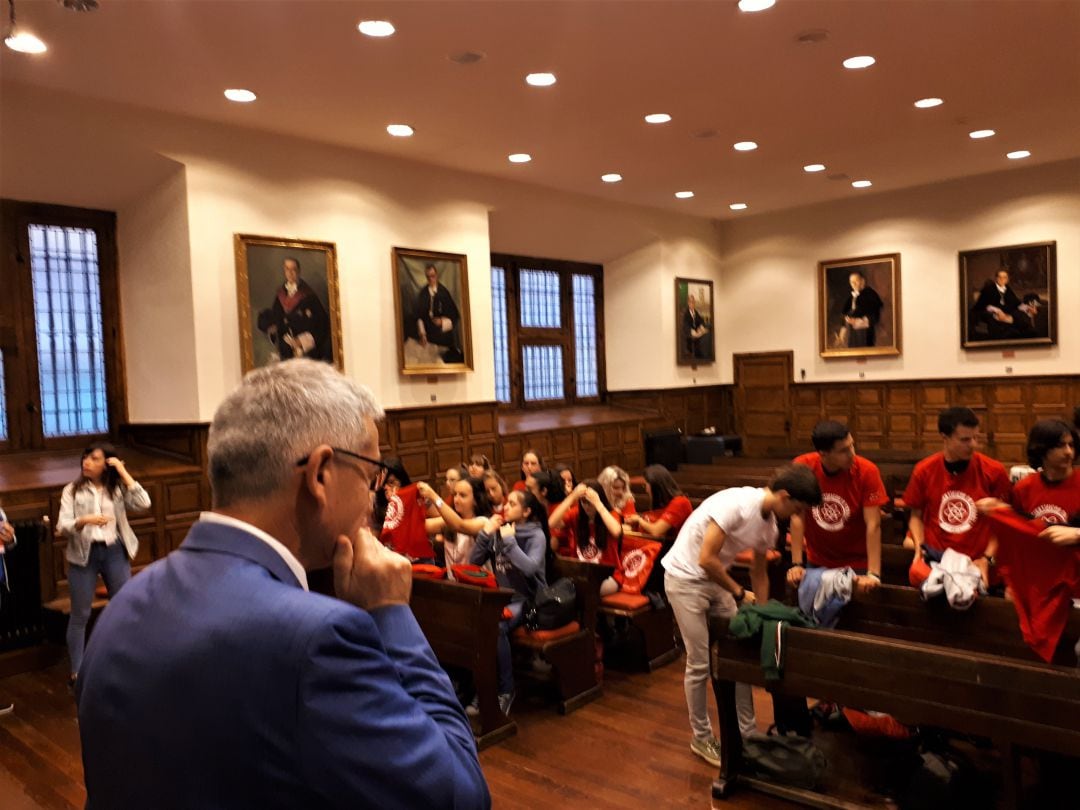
1010, 469, 1080, 525
379, 483, 434, 561
641, 495, 693, 536
612, 498, 637, 524
559, 519, 621, 569
512, 480, 527, 493
794, 453, 889, 569
903, 452, 1011, 559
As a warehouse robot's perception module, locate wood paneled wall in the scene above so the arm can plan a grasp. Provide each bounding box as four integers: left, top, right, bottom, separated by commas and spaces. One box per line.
789, 374, 1080, 464
606, 386, 735, 437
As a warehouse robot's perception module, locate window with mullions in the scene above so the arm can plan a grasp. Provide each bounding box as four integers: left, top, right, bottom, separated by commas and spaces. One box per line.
490, 254, 605, 408
0, 200, 124, 453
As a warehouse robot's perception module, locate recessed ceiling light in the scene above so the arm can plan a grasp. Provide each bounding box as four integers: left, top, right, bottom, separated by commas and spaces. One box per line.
675, 191, 694, 199
508, 153, 532, 163
644, 113, 672, 124
803, 163, 826, 172
738, 0, 776, 11
969, 129, 996, 139
733, 141, 758, 151
386, 124, 414, 137
601, 173, 623, 183
1007, 150, 1031, 160
729, 203, 748, 211
914, 97, 943, 109
4, 30, 46, 53
224, 88, 257, 103
852, 179, 873, 188
526, 72, 557, 87
842, 55, 876, 69
358, 20, 395, 37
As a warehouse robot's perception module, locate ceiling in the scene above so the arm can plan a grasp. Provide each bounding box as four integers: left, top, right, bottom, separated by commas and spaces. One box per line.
2, 0, 1079, 219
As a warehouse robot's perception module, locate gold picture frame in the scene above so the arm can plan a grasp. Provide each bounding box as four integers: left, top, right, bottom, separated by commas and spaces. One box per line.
960, 241, 1056, 350
234, 234, 343, 374
392, 246, 474, 375
819, 253, 902, 359
675, 277, 716, 365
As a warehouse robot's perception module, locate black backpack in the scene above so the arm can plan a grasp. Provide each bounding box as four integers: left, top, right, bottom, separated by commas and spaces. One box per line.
741, 731, 827, 790
525, 577, 577, 630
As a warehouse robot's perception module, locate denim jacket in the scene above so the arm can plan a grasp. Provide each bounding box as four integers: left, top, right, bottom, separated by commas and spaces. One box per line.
58, 481, 152, 566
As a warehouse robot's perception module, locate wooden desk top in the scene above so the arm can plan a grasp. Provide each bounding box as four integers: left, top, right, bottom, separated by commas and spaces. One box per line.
498, 404, 658, 435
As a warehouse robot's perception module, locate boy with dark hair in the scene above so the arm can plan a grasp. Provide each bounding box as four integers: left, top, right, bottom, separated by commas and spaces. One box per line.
788, 421, 888, 592
661, 464, 821, 767
1010, 419, 1080, 544
903, 407, 1010, 585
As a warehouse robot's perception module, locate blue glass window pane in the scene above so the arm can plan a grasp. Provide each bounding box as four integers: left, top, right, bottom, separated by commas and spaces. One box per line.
572, 274, 599, 398
522, 345, 564, 402
491, 266, 512, 403
519, 269, 561, 328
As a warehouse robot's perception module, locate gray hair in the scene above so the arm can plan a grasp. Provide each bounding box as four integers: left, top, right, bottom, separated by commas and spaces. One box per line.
208, 359, 384, 507
597, 465, 633, 510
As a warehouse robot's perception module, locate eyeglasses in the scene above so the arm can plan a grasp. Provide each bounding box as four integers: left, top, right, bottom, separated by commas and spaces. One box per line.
296, 447, 391, 492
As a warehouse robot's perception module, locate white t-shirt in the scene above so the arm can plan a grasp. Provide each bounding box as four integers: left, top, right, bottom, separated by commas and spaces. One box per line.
661, 487, 777, 582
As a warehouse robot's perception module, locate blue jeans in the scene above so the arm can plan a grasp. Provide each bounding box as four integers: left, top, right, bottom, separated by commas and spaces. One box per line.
67, 542, 131, 676
497, 600, 525, 695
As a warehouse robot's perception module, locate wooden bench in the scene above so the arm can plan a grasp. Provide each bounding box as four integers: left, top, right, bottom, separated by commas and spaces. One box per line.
708, 589, 1080, 808
510, 556, 609, 714
598, 591, 679, 672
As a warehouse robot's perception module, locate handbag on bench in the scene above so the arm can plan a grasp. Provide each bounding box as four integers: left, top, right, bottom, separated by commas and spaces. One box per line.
524, 577, 577, 630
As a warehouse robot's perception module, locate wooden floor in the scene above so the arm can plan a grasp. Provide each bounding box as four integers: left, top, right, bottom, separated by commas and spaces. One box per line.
0, 651, 794, 809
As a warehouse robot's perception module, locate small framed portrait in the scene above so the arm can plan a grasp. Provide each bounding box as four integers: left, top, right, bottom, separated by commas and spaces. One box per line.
819, 253, 902, 359
675, 277, 715, 365
234, 234, 343, 373
960, 241, 1056, 350
392, 247, 473, 375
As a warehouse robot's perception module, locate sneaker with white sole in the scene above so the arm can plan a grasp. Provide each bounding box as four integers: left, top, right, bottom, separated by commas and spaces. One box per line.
498, 691, 515, 716
464, 695, 480, 717
690, 736, 721, 767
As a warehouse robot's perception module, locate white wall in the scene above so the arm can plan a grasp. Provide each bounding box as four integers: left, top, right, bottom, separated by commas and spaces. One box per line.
2, 83, 723, 420
717, 159, 1080, 383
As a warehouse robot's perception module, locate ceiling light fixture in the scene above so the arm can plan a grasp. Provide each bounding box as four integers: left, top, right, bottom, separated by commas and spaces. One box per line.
738, 0, 776, 11
644, 113, 672, 124
914, 97, 943, 109
842, 55, 876, 69
1007, 150, 1031, 160
358, 20, 395, 37
224, 88, 257, 103
526, 72, 557, 87
803, 163, 826, 172
851, 179, 873, 188
508, 153, 532, 163
4, 0, 46, 53
675, 191, 694, 199
601, 173, 623, 183
733, 141, 758, 151
729, 203, 748, 210
969, 129, 996, 139
386, 124, 414, 137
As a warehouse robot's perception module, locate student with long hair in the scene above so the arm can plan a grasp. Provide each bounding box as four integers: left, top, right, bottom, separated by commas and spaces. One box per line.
467, 454, 492, 479
512, 449, 544, 493
597, 465, 636, 523
553, 463, 576, 497
550, 480, 623, 595
482, 470, 509, 517
57, 442, 151, 686
470, 489, 550, 715
528, 469, 569, 546
375, 457, 439, 563
417, 476, 492, 575
627, 464, 693, 539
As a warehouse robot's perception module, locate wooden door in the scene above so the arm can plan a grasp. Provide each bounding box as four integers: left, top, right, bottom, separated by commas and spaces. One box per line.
734, 351, 793, 455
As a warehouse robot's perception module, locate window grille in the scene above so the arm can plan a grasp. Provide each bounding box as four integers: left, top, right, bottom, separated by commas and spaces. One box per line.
522, 345, 564, 402
491, 266, 511, 403
572, 274, 598, 398
519, 269, 561, 328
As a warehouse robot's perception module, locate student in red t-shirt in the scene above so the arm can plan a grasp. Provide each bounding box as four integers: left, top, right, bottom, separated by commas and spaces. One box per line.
597, 465, 637, 524
549, 480, 623, 595
1008, 419, 1080, 529
626, 465, 693, 540
482, 470, 509, 517
903, 407, 1011, 586
511, 449, 543, 493
553, 463, 576, 498
787, 421, 888, 592
374, 458, 439, 563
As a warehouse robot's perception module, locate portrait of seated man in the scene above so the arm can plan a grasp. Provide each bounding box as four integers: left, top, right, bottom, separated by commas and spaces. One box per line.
256, 256, 333, 363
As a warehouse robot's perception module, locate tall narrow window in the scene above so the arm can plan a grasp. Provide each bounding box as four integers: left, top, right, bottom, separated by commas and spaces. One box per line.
30, 225, 109, 437
490, 254, 604, 408
0, 351, 7, 442
491, 266, 511, 403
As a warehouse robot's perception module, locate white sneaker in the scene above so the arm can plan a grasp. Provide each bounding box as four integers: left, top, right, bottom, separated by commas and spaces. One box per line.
464, 695, 480, 717
498, 691, 515, 716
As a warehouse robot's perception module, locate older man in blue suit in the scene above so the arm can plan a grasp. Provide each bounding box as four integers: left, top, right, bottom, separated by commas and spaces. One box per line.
77, 359, 490, 809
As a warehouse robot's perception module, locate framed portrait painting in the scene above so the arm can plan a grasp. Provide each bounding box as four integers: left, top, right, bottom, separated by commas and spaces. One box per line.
960, 241, 1056, 350
819, 253, 901, 359
392, 247, 473, 375
234, 234, 343, 374
675, 278, 715, 365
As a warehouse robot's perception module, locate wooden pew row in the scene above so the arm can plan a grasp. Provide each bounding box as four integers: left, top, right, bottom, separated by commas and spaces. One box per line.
708, 593, 1080, 808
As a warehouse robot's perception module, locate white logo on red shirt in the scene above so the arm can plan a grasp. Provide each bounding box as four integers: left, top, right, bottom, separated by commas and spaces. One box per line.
622, 548, 647, 578
812, 493, 851, 532
938, 490, 977, 534
577, 541, 601, 563
382, 494, 404, 531
1032, 504, 1069, 524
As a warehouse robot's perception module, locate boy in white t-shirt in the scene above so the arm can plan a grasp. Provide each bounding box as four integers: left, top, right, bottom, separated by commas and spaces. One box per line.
662, 465, 822, 768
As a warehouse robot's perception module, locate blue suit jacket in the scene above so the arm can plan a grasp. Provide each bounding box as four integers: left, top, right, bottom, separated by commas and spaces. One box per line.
77, 520, 490, 809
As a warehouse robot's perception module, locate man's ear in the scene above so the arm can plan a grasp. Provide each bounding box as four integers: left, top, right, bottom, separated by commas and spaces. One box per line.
301, 445, 334, 505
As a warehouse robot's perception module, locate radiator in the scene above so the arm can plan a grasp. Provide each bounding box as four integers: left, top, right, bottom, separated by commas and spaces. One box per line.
1, 518, 47, 652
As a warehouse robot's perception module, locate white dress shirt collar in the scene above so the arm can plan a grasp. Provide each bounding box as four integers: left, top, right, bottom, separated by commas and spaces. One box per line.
198, 511, 309, 591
